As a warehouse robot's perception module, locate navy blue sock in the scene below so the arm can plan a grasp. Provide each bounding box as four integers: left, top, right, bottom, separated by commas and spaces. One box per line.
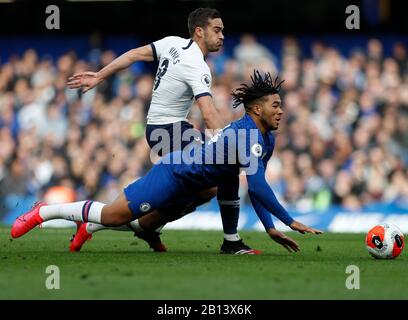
218, 198, 240, 240
217, 175, 241, 241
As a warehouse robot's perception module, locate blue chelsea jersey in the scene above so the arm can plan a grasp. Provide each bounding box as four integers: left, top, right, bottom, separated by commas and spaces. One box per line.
171, 113, 274, 189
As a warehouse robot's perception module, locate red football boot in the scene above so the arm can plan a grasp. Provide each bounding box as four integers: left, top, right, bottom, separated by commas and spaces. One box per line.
70, 222, 93, 252
11, 202, 47, 238
73, 222, 93, 240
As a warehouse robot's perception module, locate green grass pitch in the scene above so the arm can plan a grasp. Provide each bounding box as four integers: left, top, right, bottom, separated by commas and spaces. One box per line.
0, 226, 407, 299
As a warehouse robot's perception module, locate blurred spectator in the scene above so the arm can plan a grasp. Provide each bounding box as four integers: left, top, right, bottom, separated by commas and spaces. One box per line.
0, 159, 29, 198
234, 34, 278, 79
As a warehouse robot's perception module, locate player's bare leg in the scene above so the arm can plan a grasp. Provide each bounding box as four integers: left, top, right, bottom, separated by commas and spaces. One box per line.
99, 193, 133, 226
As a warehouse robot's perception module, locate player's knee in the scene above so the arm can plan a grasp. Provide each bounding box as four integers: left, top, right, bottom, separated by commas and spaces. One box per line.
101, 206, 129, 226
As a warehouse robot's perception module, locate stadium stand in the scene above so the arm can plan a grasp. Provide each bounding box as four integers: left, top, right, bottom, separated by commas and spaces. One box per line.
1, 35, 408, 228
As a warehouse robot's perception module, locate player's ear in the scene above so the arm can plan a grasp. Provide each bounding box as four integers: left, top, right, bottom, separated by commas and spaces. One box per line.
252, 104, 262, 116
195, 26, 204, 38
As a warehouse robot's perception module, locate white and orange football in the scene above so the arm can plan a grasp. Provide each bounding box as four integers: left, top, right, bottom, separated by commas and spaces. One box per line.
366, 223, 404, 259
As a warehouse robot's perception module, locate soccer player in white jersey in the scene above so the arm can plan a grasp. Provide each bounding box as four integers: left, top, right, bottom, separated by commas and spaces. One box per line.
67, 8, 259, 254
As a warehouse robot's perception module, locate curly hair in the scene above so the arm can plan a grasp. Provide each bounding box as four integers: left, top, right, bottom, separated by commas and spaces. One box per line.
231, 70, 284, 109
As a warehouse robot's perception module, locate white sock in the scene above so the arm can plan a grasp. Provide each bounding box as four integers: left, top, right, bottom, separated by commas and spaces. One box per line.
128, 219, 143, 233
224, 233, 241, 241
85, 223, 107, 234
128, 220, 164, 234
40, 201, 87, 221
39, 201, 105, 224
87, 202, 105, 224
84, 219, 163, 235
86, 220, 140, 234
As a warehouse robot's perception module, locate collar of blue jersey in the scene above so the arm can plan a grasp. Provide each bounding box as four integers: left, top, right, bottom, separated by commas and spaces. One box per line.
244, 113, 259, 130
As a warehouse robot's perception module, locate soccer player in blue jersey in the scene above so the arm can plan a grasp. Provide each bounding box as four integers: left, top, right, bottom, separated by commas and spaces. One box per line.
12, 70, 322, 251
66, 8, 257, 254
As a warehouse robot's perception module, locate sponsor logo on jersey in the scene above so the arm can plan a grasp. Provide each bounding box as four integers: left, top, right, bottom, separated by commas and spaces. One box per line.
201, 74, 211, 87
251, 143, 262, 157
140, 202, 152, 213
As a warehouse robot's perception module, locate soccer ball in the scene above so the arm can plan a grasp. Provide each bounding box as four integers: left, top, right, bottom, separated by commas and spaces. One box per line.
365, 223, 405, 259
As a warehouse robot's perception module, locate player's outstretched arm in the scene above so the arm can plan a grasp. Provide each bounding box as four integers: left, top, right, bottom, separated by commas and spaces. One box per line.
67, 45, 154, 93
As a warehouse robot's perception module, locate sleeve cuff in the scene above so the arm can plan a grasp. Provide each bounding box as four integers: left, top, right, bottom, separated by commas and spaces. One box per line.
150, 43, 158, 61
195, 92, 212, 100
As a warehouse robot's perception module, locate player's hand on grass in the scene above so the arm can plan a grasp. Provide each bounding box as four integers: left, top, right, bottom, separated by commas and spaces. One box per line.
67, 72, 101, 93
267, 228, 300, 252
289, 221, 323, 235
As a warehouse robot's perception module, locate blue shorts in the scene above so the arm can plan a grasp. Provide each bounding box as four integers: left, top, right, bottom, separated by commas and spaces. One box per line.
146, 121, 204, 156
123, 155, 199, 219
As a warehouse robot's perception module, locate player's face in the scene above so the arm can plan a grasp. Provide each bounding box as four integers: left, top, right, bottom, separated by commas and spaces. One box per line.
203, 18, 224, 52
260, 94, 283, 131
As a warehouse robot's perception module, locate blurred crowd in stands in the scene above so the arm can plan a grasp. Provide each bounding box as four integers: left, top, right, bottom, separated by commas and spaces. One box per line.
1, 34, 408, 220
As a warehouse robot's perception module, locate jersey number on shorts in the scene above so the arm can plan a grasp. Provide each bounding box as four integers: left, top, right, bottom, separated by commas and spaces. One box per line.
153, 59, 169, 90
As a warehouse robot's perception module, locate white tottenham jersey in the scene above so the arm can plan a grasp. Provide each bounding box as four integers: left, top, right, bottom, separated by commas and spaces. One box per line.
147, 36, 212, 125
